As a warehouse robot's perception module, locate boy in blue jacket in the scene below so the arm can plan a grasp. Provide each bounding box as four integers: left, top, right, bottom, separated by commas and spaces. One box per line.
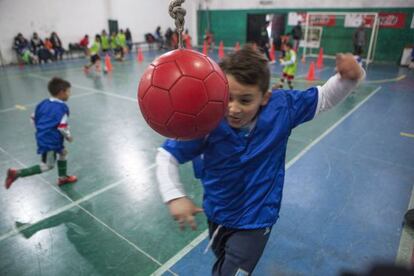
156, 45, 364, 275
5, 77, 77, 189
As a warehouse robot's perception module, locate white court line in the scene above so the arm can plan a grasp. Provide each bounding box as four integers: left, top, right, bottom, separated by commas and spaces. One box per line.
0, 147, 177, 274
0, 66, 82, 80
0, 73, 137, 114
0, 176, 129, 242
99, 91, 136, 102
28, 73, 137, 102
151, 231, 208, 276
285, 86, 382, 168
28, 73, 107, 94
3, 66, 327, 115
153, 85, 383, 275
0, 91, 98, 113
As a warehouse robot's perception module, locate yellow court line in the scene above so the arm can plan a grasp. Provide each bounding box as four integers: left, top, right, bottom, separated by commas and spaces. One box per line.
366, 74, 406, 84
15, 105, 27, 110
400, 132, 414, 138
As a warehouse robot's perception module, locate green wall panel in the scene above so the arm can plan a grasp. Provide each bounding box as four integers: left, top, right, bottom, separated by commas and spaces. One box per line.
197, 7, 414, 63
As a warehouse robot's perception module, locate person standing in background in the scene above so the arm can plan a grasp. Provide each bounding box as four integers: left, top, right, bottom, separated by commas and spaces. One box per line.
155, 26, 164, 49
291, 21, 302, 51
353, 23, 365, 56
258, 21, 271, 61
101, 31, 110, 53
125, 28, 133, 52
50, 32, 65, 60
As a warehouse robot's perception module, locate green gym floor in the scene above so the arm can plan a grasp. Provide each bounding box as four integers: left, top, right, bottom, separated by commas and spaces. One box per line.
0, 50, 413, 275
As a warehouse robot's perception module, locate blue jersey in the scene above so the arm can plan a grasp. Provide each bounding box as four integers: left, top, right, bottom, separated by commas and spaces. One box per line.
34, 98, 69, 154
163, 88, 318, 229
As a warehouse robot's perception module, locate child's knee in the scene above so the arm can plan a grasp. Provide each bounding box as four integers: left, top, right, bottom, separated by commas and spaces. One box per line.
59, 150, 68, 160
40, 163, 54, 172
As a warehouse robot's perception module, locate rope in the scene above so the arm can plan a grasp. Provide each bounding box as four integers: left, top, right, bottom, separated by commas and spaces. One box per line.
168, 0, 186, 48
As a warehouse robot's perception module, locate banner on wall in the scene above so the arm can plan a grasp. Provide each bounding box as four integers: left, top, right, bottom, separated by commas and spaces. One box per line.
288, 12, 336, 26
379, 13, 406, 28
299, 26, 323, 48
288, 12, 306, 26
310, 15, 336, 26
344, 14, 373, 27
345, 13, 406, 28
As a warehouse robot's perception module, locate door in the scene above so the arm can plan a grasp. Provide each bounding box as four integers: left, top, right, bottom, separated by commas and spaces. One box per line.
108, 20, 118, 35
270, 14, 287, 50
246, 14, 267, 44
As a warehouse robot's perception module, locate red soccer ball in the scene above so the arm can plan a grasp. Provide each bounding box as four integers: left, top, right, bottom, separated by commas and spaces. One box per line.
137, 49, 229, 139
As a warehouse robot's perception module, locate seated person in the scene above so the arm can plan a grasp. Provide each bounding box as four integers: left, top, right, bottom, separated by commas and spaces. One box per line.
79, 35, 89, 54
44, 38, 55, 59
155, 26, 164, 49
50, 32, 65, 60
31, 33, 53, 64
30, 33, 43, 54
13, 33, 29, 55
13, 33, 38, 64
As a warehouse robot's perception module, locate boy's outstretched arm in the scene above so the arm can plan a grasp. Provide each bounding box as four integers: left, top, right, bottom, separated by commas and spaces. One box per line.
315, 53, 365, 115
156, 148, 203, 230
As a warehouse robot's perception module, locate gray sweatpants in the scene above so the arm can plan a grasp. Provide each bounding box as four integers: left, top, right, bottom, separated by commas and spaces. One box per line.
208, 220, 272, 276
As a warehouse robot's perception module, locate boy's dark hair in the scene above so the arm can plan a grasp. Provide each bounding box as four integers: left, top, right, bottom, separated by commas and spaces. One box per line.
48, 77, 71, 96
219, 44, 270, 94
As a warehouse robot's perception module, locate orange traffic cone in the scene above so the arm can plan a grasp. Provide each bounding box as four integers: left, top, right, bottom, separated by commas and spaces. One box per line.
202, 41, 208, 55
218, 41, 225, 59
306, 61, 315, 81
185, 36, 192, 49
316, 47, 324, 69
137, 47, 144, 63
234, 42, 240, 52
104, 54, 112, 72
269, 44, 275, 62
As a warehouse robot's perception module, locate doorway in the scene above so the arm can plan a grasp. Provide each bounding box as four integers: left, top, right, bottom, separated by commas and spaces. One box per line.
246, 14, 267, 44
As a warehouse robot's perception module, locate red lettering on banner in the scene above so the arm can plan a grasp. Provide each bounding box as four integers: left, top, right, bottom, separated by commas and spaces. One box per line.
361, 13, 406, 28
309, 15, 336, 26
379, 13, 406, 28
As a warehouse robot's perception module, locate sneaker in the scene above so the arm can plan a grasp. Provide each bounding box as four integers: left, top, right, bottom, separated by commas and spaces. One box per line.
57, 175, 77, 186
5, 168, 19, 189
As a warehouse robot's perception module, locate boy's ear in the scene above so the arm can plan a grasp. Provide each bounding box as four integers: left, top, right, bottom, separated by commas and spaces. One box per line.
261, 90, 272, 106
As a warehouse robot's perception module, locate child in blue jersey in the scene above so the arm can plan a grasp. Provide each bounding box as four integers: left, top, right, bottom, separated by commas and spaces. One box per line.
5, 77, 77, 189
156, 45, 364, 275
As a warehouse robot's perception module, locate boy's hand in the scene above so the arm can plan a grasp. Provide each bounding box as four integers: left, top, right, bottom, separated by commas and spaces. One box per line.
336, 53, 363, 81
66, 136, 73, 142
167, 197, 203, 231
